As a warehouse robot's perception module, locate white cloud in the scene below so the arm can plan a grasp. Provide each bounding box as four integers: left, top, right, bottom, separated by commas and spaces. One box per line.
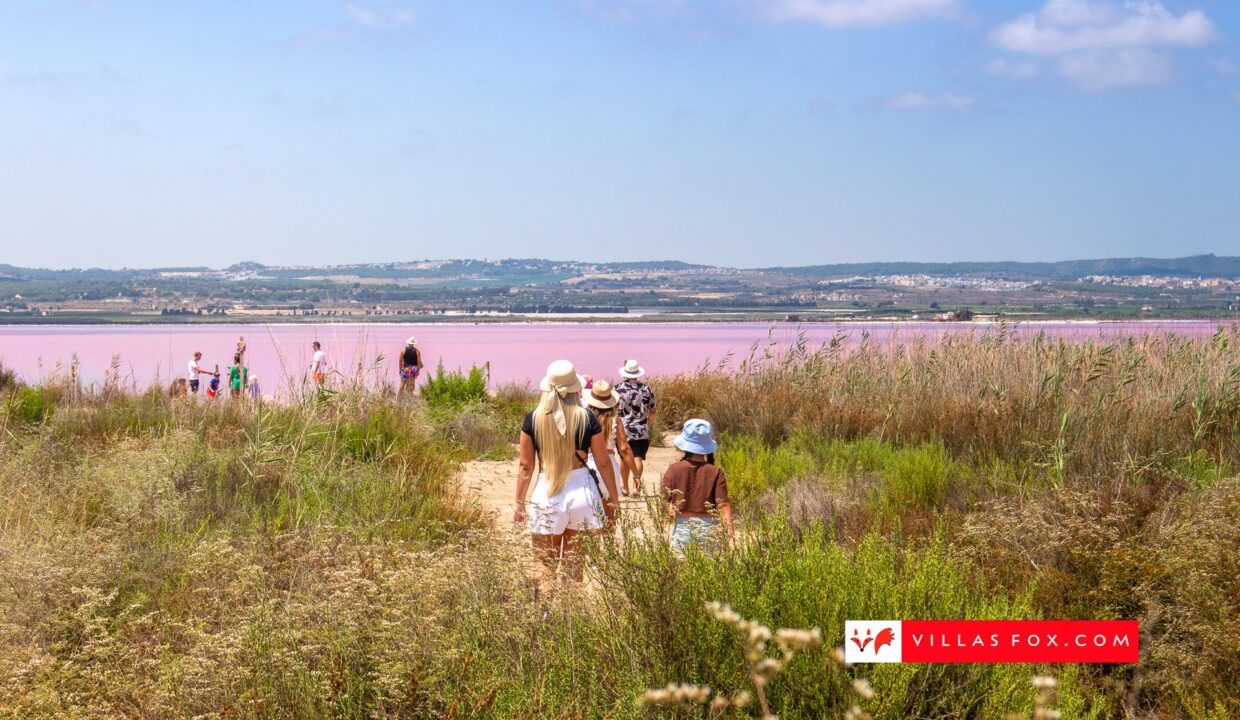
344, 3, 415, 29
766, 0, 957, 28
883, 91, 974, 109
1059, 47, 1171, 89
1211, 58, 1238, 78
989, 1, 1217, 90
575, 0, 687, 22
991, 1, 1216, 55
344, 4, 379, 26
986, 58, 1040, 78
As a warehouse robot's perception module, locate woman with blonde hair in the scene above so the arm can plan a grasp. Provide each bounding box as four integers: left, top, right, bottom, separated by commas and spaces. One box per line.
515, 360, 619, 578
584, 379, 640, 497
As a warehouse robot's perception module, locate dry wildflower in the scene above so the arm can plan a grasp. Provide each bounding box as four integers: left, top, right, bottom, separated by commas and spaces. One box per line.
774, 627, 822, 654
852, 678, 875, 700
1030, 673, 1060, 720
637, 682, 713, 708
643, 603, 830, 716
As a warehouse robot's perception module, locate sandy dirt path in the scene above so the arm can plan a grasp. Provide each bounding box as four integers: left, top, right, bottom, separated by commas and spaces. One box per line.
460, 434, 682, 530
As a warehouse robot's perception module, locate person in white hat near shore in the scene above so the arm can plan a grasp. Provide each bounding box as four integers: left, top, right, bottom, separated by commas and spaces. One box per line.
615, 358, 656, 493
398, 336, 424, 397
514, 360, 620, 580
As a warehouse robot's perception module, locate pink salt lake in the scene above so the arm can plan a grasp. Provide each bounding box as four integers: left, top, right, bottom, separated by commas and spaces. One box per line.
0, 321, 1229, 394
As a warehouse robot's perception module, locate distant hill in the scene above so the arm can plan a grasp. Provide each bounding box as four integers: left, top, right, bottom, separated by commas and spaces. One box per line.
763, 255, 1240, 281
2, 255, 1238, 282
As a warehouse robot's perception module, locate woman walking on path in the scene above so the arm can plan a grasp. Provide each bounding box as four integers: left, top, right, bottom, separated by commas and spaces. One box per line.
584, 379, 640, 497
663, 419, 734, 557
399, 336, 423, 396
514, 360, 619, 579
616, 359, 656, 493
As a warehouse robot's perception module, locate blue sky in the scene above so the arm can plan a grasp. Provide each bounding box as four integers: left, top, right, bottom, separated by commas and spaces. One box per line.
1, 0, 1237, 269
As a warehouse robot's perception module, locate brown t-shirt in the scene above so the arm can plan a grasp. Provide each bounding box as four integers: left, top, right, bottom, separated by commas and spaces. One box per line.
662, 460, 730, 516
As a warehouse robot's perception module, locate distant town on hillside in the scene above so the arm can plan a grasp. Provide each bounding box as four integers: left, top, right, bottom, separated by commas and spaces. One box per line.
1, 255, 1238, 323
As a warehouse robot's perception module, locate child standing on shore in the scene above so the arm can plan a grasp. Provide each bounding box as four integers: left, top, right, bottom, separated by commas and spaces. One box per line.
206, 365, 221, 399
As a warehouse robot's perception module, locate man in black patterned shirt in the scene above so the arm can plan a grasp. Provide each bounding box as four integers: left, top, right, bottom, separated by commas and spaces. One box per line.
616, 359, 656, 492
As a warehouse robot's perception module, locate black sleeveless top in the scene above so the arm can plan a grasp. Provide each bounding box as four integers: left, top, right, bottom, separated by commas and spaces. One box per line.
521, 409, 602, 455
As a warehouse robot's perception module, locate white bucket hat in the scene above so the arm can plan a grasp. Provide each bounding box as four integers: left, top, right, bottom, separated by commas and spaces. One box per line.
619, 359, 645, 378
406, 336, 417, 345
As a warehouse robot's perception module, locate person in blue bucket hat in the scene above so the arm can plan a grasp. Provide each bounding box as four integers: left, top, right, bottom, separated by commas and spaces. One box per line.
662, 419, 734, 557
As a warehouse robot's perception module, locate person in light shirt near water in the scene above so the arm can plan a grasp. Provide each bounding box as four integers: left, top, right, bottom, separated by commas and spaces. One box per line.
310, 341, 327, 386
186, 351, 212, 396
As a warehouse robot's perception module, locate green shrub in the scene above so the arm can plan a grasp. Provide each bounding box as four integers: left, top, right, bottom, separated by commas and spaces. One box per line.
421, 361, 489, 410
719, 434, 972, 516
716, 434, 815, 501
10, 385, 57, 423
436, 401, 515, 459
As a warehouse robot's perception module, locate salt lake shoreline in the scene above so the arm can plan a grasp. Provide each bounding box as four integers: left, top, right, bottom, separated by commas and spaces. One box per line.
1, 315, 1235, 328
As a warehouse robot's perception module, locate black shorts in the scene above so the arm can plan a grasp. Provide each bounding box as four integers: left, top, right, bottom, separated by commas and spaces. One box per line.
628, 438, 651, 460
189, 379, 200, 393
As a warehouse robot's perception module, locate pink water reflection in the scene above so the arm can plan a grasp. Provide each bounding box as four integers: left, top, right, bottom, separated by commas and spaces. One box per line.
0, 321, 1230, 393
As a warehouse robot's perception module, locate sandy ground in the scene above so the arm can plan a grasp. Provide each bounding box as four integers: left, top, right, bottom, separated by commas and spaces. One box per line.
460, 433, 682, 531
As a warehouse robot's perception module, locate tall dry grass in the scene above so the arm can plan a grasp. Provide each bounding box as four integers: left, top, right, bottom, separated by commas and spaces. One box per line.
2, 327, 1238, 718
654, 325, 1240, 485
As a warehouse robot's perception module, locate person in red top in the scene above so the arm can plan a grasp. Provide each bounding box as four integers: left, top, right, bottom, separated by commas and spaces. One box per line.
662, 418, 734, 557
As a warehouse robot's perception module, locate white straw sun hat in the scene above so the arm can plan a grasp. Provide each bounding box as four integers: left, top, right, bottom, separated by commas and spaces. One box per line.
619, 359, 645, 378
539, 360, 583, 396
406, 336, 417, 345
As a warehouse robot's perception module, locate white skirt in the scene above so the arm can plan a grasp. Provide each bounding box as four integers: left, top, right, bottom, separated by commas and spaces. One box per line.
528, 467, 605, 535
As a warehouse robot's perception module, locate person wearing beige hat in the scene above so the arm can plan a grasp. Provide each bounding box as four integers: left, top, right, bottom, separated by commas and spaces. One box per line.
514, 360, 620, 579
584, 379, 640, 498
398, 336, 424, 397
